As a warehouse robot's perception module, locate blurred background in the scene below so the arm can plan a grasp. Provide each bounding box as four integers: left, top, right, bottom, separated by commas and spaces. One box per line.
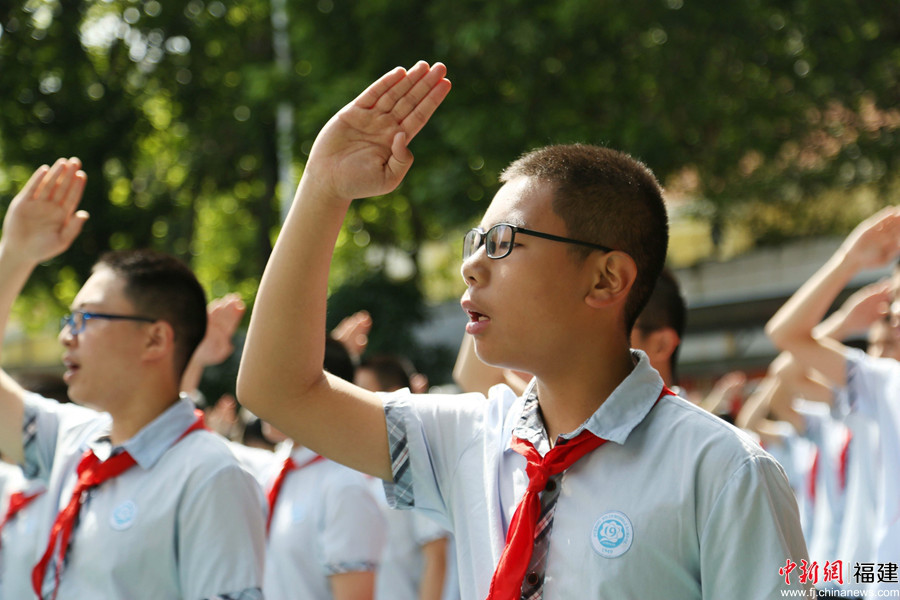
1, 0, 898, 401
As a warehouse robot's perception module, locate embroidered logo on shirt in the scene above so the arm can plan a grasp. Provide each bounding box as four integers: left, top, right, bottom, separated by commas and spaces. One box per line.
110, 500, 138, 531
591, 511, 633, 558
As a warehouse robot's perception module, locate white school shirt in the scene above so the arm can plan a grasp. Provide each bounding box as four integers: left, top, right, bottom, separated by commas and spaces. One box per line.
367, 476, 456, 600
264, 443, 387, 600
844, 349, 900, 587
0, 462, 47, 600
22, 393, 266, 599
382, 350, 812, 599
831, 387, 880, 565
757, 420, 817, 536
795, 399, 852, 564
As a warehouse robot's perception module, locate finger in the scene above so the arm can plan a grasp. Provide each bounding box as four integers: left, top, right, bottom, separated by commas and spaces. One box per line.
401, 72, 451, 142
385, 131, 414, 183
374, 61, 431, 115
17, 165, 50, 201
59, 210, 89, 244
391, 63, 448, 124
55, 158, 84, 202
59, 170, 87, 216
353, 66, 408, 110
35, 158, 68, 203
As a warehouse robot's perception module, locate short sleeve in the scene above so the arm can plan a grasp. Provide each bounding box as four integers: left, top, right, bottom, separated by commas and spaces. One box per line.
21, 393, 104, 481
381, 389, 505, 530
411, 511, 450, 546
844, 348, 893, 420
177, 459, 267, 598
699, 454, 814, 598
321, 472, 387, 574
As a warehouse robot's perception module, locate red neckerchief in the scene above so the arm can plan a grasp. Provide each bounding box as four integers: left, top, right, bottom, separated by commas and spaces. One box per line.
32, 410, 206, 600
266, 453, 326, 534
486, 386, 673, 600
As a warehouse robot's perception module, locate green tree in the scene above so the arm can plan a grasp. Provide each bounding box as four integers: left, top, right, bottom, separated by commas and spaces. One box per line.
2, 0, 898, 381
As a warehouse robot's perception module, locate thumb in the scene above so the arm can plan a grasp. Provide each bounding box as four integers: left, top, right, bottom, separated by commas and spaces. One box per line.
385, 131, 414, 182
60, 210, 89, 244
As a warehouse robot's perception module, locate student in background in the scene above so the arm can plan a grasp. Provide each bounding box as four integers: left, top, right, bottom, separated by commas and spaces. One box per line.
354, 353, 457, 600
767, 207, 900, 592
0, 158, 265, 599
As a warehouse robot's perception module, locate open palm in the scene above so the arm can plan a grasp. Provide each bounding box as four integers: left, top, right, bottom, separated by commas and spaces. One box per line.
2, 158, 88, 264
305, 62, 451, 202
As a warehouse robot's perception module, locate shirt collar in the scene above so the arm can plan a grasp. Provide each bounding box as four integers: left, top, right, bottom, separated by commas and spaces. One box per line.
289, 445, 320, 465
88, 397, 202, 470
511, 350, 664, 450
275, 440, 320, 466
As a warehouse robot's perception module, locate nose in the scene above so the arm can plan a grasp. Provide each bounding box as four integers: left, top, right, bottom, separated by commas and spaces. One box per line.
460, 247, 488, 287
59, 325, 76, 347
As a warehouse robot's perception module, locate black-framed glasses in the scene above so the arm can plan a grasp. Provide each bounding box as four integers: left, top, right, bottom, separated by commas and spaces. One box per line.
60, 310, 156, 336
463, 223, 615, 260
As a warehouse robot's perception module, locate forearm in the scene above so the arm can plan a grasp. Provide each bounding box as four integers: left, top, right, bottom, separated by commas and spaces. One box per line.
813, 308, 851, 341
0, 241, 39, 359
180, 356, 204, 396
418, 537, 448, 600
329, 570, 376, 600
766, 252, 858, 350
0, 241, 37, 463
735, 376, 773, 432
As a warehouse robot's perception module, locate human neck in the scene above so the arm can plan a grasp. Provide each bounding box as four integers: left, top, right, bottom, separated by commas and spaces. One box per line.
655, 363, 674, 388
107, 383, 181, 445
534, 346, 635, 445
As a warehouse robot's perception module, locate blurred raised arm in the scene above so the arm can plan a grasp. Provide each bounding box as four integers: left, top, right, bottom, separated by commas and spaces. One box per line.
767, 207, 900, 387
0, 158, 87, 463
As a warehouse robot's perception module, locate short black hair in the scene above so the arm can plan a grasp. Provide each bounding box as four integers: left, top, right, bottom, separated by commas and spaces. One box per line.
358, 354, 416, 392
324, 336, 356, 382
95, 249, 207, 377
500, 144, 669, 330
635, 268, 687, 378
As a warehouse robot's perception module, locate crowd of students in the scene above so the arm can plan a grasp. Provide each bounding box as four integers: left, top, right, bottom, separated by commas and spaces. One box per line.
0, 60, 897, 599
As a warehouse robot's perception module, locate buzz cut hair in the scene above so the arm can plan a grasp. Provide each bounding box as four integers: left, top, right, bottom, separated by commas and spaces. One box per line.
500, 143, 669, 330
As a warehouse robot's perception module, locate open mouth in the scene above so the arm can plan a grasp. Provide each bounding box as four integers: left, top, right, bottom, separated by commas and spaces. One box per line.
467, 311, 489, 323
62, 357, 80, 380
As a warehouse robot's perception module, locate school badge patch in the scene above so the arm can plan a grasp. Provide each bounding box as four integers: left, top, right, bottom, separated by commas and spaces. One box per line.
110, 500, 138, 531
591, 511, 633, 558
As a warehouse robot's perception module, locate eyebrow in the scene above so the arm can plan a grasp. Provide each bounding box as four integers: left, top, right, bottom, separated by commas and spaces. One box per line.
481, 217, 527, 229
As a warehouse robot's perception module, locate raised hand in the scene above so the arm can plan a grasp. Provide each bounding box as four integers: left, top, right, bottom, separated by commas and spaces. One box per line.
304, 61, 451, 202
839, 206, 900, 271
1, 157, 88, 265
833, 280, 892, 335
193, 294, 246, 368
331, 310, 372, 359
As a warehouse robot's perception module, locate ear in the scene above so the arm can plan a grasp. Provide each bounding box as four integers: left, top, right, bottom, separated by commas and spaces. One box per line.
584, 251, 638, 310
646, 327, 680, 360
143, 320, 176, 364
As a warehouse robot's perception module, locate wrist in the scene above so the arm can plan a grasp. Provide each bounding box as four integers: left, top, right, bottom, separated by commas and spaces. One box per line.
0, 239, 40, 271
296, 168, 354, 209
826, 249, 862, 284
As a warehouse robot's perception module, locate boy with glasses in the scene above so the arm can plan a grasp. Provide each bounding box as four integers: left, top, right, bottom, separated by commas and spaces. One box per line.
238, 62, 810, 599
0, 158, 265, 598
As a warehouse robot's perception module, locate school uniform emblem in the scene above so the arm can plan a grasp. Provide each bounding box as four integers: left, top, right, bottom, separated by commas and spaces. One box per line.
110, 500, 138, 531
591, 511, 633, 558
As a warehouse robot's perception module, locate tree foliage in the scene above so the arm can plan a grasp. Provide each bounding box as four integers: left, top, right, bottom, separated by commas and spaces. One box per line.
1, 0, 898, 379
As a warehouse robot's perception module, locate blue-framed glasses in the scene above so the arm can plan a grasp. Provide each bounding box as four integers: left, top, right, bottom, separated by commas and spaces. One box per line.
463, 223, 615, 260
60, 310, 156, 335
